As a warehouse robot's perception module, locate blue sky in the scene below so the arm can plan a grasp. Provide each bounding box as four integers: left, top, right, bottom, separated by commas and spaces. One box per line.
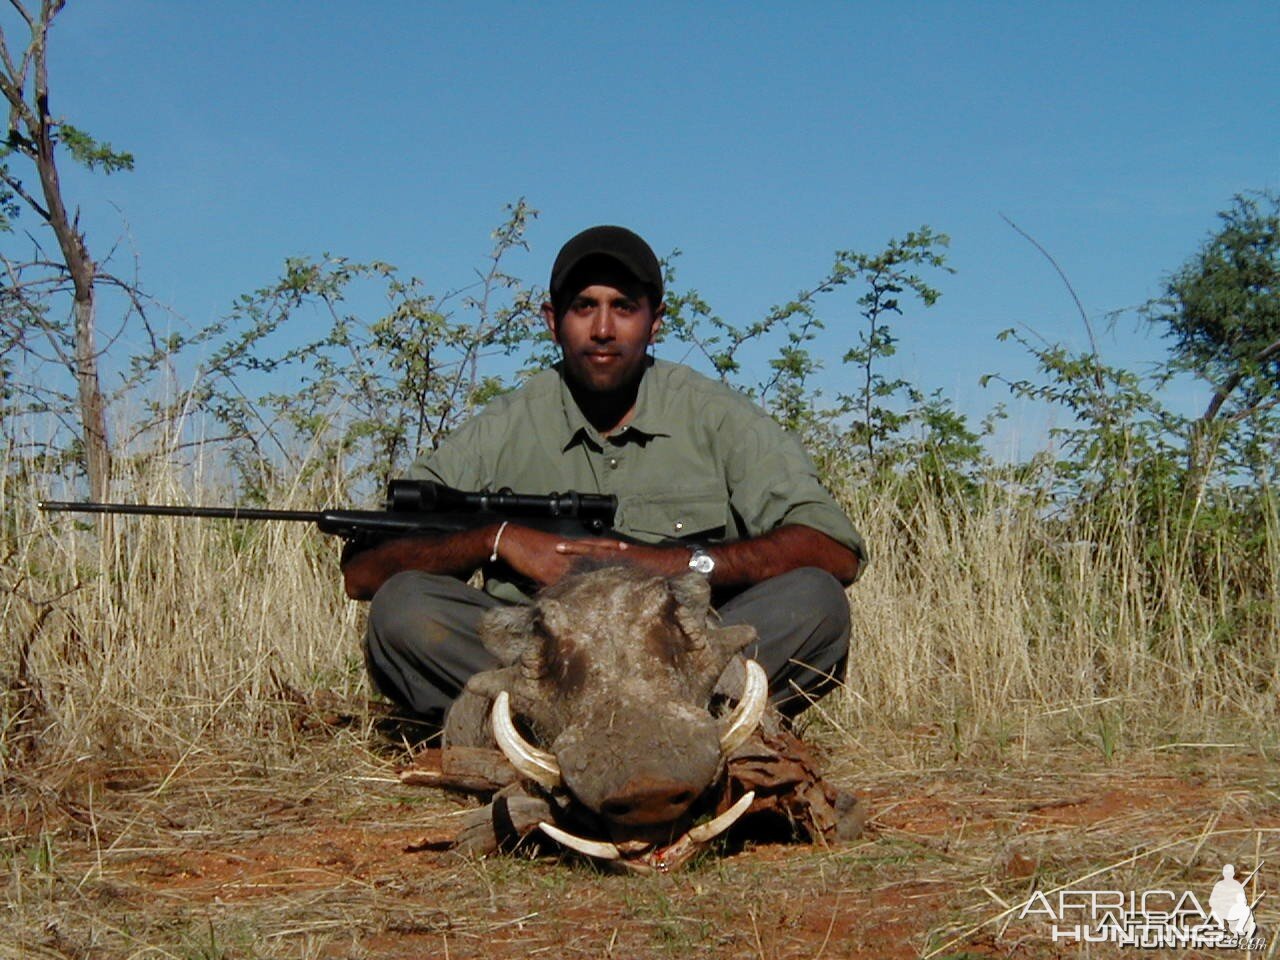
10, 1, 1280, 459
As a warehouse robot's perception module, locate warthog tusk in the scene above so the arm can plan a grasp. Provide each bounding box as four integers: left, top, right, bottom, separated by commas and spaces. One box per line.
537, 821, 621, 860
687, 790, 755, 843
491, 691, 563, 789
719, 659, 768, 753
538, 792, 758, 872
649, 791, 759, 872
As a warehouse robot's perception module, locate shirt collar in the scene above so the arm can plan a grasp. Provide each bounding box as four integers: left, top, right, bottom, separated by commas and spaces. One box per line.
556, 358, 672, 450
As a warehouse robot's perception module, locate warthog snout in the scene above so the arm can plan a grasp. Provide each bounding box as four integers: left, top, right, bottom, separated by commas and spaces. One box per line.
548, 700, 725, 829
600, 776, 700, 825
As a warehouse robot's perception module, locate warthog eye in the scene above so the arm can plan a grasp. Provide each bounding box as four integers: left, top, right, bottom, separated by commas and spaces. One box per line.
533, 616, 588, 692
643, 595, 697, 664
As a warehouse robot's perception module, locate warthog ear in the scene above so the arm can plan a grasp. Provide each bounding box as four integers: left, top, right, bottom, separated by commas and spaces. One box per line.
479, 604, 539, 665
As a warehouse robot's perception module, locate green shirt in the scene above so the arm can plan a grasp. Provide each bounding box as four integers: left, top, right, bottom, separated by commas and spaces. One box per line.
410, 359, 867, 600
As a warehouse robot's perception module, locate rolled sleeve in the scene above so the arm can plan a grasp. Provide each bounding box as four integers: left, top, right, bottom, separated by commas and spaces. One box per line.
723, 410, 868, 571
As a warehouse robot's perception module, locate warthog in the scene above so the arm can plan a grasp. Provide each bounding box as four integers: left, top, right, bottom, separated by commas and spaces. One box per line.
421, 561, 861, 872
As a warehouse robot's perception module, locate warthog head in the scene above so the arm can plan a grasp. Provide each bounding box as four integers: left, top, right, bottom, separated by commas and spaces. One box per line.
444, 562, 768, 862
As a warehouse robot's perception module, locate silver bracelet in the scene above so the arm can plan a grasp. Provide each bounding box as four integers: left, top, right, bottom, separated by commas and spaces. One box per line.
489, 520, 510, 562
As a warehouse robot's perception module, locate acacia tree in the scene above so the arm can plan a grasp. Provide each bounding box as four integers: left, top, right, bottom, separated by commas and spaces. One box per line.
1148, 190, 1280, 485
835, 227, 952, 466
661, 227, 952, 471
195, 201, 543, 500
1, 0, 133, 498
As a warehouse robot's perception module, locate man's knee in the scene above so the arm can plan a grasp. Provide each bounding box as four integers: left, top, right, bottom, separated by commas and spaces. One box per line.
748, 566, 850, 644
364, 571, 501, 719
719, 566, 852, 673
785, 566, 851, 642
753, 568, 851, 713
367, 570, 460, 655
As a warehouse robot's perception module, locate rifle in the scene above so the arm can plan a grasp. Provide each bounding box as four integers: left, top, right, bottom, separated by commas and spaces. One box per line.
38, 479, 620, 545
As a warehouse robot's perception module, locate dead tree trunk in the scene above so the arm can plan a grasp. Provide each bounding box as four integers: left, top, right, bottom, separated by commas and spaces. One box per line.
1, 0, 112, 498
33, 109, 112, 501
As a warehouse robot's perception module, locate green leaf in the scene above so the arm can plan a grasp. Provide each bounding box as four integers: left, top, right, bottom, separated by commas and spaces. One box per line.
56, 123, 134, 174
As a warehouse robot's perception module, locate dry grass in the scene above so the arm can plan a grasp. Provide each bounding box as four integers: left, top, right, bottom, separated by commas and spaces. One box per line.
3, 448, 1279, 957
3, 733, 1277, 959
827, 468, 1279, 756
3, 458, 366, 767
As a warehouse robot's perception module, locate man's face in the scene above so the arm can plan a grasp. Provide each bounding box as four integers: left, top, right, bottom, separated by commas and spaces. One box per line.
544, 283, 663, 395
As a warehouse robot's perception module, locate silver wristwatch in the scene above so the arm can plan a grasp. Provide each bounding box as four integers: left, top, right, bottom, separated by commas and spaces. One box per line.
688, 546, 716, 576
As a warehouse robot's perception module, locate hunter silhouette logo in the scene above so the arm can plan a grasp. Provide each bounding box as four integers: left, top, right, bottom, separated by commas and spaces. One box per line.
1208, 863, 1258, 937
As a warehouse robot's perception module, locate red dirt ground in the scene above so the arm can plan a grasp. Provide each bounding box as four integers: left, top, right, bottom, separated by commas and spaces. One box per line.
5, 748, 1276, 959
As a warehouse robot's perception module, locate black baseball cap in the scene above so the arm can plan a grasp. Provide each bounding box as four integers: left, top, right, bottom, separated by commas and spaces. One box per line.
549, 225, 663, 313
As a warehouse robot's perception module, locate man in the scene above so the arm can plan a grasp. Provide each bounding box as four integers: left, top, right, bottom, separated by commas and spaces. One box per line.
344, 225, 866, 732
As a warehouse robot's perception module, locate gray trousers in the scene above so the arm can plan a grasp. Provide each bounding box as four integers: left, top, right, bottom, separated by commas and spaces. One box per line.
364, 567, 852, 728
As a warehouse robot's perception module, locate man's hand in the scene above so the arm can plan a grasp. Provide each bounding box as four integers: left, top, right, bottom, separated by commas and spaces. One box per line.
341, 523, 685, 599
554, 537, 690, 577
496, 526, 626, 587
501, 528, 692, 586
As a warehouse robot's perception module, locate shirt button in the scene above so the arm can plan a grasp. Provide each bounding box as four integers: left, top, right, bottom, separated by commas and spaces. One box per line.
674, 520, 684, 533
608, 458, 619, 469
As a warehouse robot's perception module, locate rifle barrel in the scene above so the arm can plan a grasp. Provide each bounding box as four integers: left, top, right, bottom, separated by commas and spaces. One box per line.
38, 501, 323, 523
38, 483, 621, 542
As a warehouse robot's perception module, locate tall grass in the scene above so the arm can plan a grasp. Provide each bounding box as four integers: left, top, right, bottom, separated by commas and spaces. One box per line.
833, 465, 1279, 752
3, 443, 1277, 772
2, 448, 367, 770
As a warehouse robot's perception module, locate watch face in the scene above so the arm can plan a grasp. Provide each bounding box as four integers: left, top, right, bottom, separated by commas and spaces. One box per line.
689, 550, 715, 575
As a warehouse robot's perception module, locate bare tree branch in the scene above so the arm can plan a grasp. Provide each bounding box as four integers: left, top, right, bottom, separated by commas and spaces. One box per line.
0, 165, 50, 219
1001, 213, 1108, 403
7, 1, 35, 29
1203, 334, 1280, 423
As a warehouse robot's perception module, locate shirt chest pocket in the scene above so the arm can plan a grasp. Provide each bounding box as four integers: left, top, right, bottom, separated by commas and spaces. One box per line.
622, 485, 729, 543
